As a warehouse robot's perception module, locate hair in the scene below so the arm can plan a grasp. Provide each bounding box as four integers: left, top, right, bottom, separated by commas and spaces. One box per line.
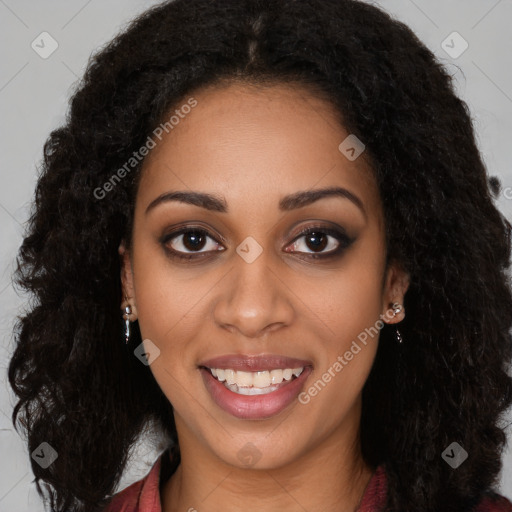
8, 0, 512, 510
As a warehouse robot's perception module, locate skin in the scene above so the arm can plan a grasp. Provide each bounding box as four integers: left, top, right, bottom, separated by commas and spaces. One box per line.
119, 81, 410, 512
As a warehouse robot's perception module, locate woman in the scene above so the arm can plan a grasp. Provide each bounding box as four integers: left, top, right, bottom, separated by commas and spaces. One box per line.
8, 0, 512, 511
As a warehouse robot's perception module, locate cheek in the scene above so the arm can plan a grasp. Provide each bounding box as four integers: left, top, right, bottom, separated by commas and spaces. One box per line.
315, 237, 386, 346
300, 273, 383, 421
301, 233, 385, 406
131, 255, 200, 410
131, 243, 196, 361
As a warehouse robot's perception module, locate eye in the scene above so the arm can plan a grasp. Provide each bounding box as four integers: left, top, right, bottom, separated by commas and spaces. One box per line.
160, 224, 355, 262
161, 228, 224, 261
286, 225, 354, 259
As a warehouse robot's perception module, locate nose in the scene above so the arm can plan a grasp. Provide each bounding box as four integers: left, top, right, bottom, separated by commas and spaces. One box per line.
213, 247, 295, 339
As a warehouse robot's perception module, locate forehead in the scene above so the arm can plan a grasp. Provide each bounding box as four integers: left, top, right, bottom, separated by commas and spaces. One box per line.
136, 81, 381, 221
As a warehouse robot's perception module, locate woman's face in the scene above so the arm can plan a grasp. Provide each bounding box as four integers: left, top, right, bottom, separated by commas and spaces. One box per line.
120, 81, 409, 470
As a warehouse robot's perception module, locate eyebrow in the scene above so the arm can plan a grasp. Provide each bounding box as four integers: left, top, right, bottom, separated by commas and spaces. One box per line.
145, 186, 366, 219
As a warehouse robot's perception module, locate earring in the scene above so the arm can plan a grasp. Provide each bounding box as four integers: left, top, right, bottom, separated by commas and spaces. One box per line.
391, 302, 403, 344
391, 302, 402, 316
123, 303, 132, 345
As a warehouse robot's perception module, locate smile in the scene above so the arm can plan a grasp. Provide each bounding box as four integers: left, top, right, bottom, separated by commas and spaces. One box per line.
207, 367, 304, 395
198, 354, 313, 419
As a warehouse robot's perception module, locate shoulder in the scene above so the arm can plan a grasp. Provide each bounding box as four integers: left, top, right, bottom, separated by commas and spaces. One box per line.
474, 493, 512, 512
102, 457, 162, 512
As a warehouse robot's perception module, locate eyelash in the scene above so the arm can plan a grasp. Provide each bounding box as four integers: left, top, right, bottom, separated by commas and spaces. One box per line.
160, 224, 355, 262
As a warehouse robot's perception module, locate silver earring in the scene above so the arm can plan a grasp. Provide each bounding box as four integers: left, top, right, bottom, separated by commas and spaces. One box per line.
391, 302, 402, 316
123, 305, 132, 345
391, 302, 403, 344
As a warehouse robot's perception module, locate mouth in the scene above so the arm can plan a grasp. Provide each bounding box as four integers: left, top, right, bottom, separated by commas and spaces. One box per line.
203, 366, 305, 395
198, 354, 313, 419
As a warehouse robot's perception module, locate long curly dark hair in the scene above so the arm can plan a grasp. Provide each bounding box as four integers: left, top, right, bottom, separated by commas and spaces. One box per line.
8, 0, 512, 510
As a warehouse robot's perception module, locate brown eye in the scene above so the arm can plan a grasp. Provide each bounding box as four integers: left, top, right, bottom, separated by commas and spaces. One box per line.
160, 224, 354, 262
286, 226, 355, 259
161, 228, 223, 260
178, 230, 208, 251
303, 231, 329, 252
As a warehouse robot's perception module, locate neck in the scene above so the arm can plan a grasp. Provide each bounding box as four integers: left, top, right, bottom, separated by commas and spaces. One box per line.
161, 422, 374, 512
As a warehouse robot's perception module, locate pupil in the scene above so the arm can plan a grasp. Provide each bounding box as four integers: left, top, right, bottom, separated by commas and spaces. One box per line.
306, 232, 327, 251
184, 231, 205, 251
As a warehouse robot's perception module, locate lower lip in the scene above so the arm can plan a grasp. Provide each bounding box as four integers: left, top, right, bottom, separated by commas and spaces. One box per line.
200, 366, 312, 420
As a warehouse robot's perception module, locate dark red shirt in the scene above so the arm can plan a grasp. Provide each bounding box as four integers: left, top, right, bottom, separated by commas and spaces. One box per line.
104, 453, 512, 512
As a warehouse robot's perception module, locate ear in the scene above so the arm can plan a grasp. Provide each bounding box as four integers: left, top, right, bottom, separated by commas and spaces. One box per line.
119, 240, 138, 320
381, 260, 410, 324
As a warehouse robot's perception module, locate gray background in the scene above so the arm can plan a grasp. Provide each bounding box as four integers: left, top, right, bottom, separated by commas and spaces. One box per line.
1, 0, 511, 509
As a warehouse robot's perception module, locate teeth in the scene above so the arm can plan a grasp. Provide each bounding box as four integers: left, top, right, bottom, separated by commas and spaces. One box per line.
224, 382, 282, 395
224, 369, 236, 385
270, 369, 283, 384
283, 369, 293, 381
209, 367, 304, 391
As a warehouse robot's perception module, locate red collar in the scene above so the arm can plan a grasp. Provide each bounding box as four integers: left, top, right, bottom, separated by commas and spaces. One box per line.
104, 456, 387, 512
104, 454, 512, 512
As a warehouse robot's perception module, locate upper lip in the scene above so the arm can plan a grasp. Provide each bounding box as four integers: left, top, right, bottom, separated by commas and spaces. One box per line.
199, 353, 313, 372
